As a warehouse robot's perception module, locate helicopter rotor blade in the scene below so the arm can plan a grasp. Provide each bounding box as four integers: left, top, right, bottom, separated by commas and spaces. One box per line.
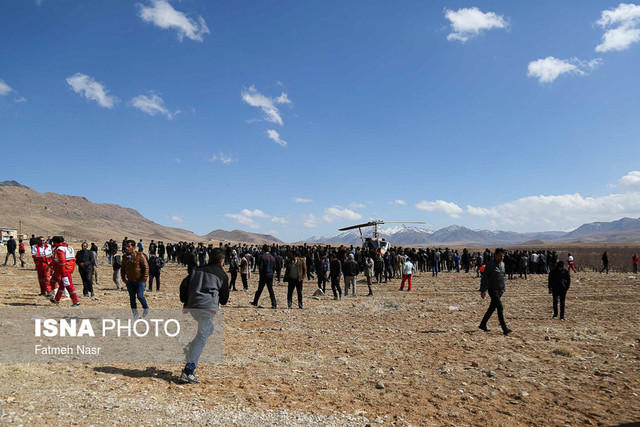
338, 221, 376, 231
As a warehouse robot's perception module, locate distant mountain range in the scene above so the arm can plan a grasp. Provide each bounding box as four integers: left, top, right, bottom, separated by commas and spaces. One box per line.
0, 182, 281, 244
306, 219, 640, 246
2, 181, 639, 245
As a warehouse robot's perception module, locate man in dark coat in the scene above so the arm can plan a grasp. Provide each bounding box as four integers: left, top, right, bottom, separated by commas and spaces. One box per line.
479, 248, 512, 335
548, 261, 571, 320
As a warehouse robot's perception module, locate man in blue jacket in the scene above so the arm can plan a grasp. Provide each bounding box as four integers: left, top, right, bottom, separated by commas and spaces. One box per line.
181, 248, 229, 384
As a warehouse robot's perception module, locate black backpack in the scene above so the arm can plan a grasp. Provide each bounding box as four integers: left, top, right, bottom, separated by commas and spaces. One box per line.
179, 274, 190, 304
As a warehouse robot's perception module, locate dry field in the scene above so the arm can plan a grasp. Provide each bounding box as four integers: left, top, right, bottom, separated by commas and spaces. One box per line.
0, 251, 639, 426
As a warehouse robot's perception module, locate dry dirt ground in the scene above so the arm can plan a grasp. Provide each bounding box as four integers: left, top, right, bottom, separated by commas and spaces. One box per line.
0, 255, 638, 426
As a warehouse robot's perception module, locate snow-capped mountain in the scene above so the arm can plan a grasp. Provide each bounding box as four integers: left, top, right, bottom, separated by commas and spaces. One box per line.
306, 225, 433, 245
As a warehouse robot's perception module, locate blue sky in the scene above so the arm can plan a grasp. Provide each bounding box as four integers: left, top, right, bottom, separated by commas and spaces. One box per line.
1, 1, 639, 242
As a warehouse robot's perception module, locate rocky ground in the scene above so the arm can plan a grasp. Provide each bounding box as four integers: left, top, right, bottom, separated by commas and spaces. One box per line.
0, 257, 638, 426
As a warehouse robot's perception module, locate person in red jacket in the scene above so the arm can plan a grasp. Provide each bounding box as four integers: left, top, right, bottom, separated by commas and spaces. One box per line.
633, 254, 639, 274
32, 236, 54, 296
49, 236, 80, 306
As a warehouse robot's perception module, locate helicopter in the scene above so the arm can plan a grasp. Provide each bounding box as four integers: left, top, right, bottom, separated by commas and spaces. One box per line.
338, 220, 426, 255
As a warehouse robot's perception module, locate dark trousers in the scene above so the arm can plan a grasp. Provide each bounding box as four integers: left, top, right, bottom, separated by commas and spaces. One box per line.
519, 266, 527, 279
552, 289, 567, 318
3, 251, 16, 266
330, 276, 342, 299
287, 278, 303, 308
275, 267, 282, 283
229, 271, 238, 290
634, 264, 638, 274
253, 275, 276, 308
384, 267, 393, 282
600, 264, 609, 274
241, 273, 248, 290
480, 290, 508, 331
149, 272, 161, 291
317, 275, 326, 292
79, 267, 94, 296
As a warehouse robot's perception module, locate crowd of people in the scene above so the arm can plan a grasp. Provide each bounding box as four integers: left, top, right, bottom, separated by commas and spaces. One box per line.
5, 234, 638, 383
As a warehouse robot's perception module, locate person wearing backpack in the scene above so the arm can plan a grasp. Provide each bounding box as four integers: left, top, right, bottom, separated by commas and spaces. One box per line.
148, 253, 165, 292
179, 248, 229, 384
112, 252, 123, 290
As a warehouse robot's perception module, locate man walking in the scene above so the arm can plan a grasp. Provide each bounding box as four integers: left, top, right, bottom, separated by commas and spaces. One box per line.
328, 253, 342, 300
251, 245, 277, 309
121, 239, 150, 317
548, 261, 571, 320
180, 248, 229, 384
49, 236, 80, 307
3, 236, 17, 266
479, 248, 512, 336
284, 250, 306, 309
633, 254, 639, 274
32, 236, 54, 296
600, 251, 609, 274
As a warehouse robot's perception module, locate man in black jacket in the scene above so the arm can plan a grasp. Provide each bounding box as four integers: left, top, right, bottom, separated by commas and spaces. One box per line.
181, 248, 229, 384
76, 241, 97, 297
3, 236, 17, 266
250, 245, 277, 308
328, 253, 342, 300
343, 253, 359, 296
479, 248, 512, 336
548, 261, 570, 320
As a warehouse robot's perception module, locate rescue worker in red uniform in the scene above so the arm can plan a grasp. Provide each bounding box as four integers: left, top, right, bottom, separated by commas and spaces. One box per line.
31, 236, 54, 297
49, 236, 80, 306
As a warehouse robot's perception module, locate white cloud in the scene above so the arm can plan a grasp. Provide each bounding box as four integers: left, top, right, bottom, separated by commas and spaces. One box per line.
137, 0, 210, 42
224, 213, 260, 229
303, 206, 363, 228
271, 216, 289, 224
0, 79, 12, 96
240, 209, 269, 218
303, 214, 320, 228
14, 96, 27, 103
130, 93, 177, 119
174, 157, 182, 164
266, 129, 287, 147
241, 86, 291, 125
322, 206, 363, 223
209, 152, 234, 164
171, 215, 183, 223
415, 200, 463, 218
527, 57, 601, 84
617, 170, 640, 191
595, 3, 640, 52
466, 171, 640, 228
224, 208, 271, 229
66, 73, 118, 108
444, 7, 507, 42
293, 197, 313, 203
349, 202, 366, 209
276, 92, 292, 104
393, 200, 406, 205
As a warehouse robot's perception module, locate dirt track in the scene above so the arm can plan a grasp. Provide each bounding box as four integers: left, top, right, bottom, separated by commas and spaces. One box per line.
0, 258, 639, 426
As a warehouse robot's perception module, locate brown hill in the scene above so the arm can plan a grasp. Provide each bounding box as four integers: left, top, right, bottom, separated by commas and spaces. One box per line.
0, 183, 200, 242
202, 229, 283, 244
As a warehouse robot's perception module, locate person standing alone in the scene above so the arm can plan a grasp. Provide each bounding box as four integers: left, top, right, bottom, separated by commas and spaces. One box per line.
548, 261, 570, 320
478, 248, 512, 336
